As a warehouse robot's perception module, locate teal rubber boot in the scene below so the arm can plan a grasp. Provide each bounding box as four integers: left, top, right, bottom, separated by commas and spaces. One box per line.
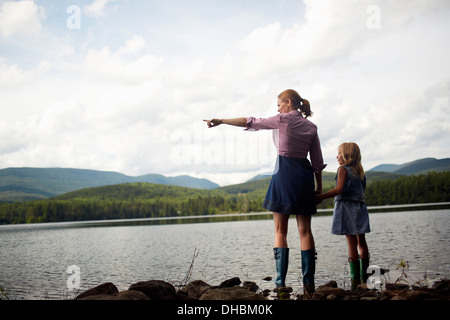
274, 247, 289, 287
348, 257, 361, 290
301, 249, 316, 295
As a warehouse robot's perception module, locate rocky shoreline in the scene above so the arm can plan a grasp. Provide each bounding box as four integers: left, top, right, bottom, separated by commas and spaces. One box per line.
74, 277, 450, 301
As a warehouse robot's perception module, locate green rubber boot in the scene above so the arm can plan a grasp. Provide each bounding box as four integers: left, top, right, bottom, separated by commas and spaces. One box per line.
360, 254, 370, 284
348, 257, 361, 290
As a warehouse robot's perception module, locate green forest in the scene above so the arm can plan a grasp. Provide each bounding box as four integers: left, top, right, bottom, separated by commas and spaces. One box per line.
0, 171, 448, 224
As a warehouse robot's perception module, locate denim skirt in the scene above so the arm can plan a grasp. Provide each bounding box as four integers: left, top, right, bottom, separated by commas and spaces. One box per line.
263, 155, 317, 215
331, 200, 371, 235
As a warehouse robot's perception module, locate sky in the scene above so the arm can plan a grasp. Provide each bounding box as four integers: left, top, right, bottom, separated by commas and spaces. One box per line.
0, 0, 449, 186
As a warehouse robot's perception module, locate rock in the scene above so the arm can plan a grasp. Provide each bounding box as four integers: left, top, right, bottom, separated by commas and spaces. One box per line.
219, 277, 241, 288
406, 287, 445, 300
243, 281, 259, 292
385, 283, 409, 291
75, 282, 119, 300
179, 280, 212, 299
313, 287, 348, 300
199, 287, 267, 300
77, 290, 150, 300
431, 279, 450, 291
129, 280, 177, 300
317, 280, 338, 290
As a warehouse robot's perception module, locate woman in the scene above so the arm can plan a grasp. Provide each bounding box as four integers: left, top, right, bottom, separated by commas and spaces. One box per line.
204, 89, 326, 294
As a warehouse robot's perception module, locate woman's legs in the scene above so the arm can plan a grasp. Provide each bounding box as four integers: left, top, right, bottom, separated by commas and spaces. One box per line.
273, 212, 290, 288
296, 214, 315, 250
273, 212, 316, 249
273, 212, 290, 247
296, 214, 316, 294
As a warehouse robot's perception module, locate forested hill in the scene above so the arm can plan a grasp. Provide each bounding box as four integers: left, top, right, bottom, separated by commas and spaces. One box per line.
0, 167, 219, 202
0, 171, 448, 225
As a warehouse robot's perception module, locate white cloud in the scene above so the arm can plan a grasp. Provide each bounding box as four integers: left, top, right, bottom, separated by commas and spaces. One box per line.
0, 1, 449, 186
81, 39, 164, 86
85, 0, 116, 17
0, 58, 51, 86
0, 0, 45, 38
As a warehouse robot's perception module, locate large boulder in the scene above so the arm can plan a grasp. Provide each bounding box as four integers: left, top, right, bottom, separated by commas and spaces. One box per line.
75, 282, 119, 300
128, 280, 177, 300
179, 280, 212, 299
77, 290, 150, 300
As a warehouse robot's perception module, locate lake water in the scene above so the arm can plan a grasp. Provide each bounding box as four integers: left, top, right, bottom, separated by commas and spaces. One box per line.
0, 209, 449, 300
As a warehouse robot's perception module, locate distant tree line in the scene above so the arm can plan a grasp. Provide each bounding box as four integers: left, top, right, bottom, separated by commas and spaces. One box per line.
0, 171, 448, 224
364, 171, 449, 205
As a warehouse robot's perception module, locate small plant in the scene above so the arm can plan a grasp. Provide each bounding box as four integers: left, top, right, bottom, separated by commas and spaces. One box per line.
394, 259, 409, 285
0, 284, 9, 300
181, 247, 200, 287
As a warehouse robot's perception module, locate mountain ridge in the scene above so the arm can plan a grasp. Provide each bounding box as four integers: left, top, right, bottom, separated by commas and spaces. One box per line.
0, 157, 448, 203
0, 167, 219, 202
368, 157, 450, 175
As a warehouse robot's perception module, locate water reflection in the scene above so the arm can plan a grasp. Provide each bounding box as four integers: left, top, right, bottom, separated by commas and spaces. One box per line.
0, 209, 448, 300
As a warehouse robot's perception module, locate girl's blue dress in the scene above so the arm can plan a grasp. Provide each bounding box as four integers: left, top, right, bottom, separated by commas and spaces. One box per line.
332, 166, 371, 235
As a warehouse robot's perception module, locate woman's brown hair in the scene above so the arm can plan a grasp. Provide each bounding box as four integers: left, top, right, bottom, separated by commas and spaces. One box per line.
278, 89, 312, 118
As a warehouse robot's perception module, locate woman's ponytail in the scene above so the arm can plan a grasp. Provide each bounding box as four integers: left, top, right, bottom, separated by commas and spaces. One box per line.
278, 89, 313, 118
300, 99, 312, 118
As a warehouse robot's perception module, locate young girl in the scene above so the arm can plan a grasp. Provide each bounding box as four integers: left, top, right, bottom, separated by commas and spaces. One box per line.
316, 142, 370, 290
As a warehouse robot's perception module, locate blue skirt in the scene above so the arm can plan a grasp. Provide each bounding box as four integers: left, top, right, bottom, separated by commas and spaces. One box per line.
331, 200, 371, 235
263, 155, 316, 215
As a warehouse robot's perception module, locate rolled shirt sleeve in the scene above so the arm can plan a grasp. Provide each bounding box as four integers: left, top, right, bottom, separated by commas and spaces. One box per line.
246, 115, 281, 131
309, 131, 327, 173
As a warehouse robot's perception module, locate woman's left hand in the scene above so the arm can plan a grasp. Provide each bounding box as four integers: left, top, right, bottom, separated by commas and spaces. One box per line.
203, 119, 222, 128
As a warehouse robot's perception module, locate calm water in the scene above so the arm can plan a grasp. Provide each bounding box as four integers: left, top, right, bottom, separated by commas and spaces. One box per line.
0, 209, 449, 300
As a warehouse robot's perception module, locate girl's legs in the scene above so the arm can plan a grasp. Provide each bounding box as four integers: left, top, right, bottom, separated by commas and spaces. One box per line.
357, 234, 370, 283
346, 235, 359, 261
346, 234, 369, 260
346, 235, 360, 289
347, 234, 370, 287
357, 234, 369, 259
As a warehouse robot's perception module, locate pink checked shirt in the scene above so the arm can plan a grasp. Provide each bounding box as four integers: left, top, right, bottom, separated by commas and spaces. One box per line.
246, 110, 327, 173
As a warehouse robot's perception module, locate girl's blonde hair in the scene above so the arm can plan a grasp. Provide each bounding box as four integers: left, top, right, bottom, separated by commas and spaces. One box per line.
338, 142, 365, 179
278, 89, 312, 118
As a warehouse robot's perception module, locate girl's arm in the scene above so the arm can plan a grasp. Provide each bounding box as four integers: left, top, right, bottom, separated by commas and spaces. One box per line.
316, 166, 347, 201
204, 118, 247, 128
